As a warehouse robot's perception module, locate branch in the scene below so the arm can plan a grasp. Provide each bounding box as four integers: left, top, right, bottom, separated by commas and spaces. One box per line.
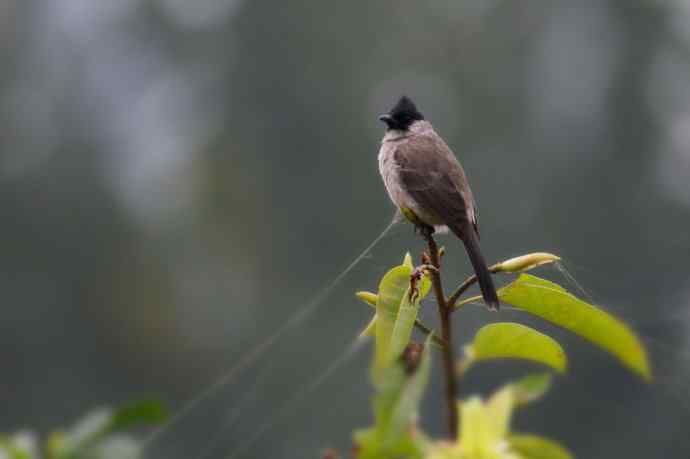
420, 228, 458, 438
447, 264, 502, 310
447, 252, 562, 309
414, 320, 448, 348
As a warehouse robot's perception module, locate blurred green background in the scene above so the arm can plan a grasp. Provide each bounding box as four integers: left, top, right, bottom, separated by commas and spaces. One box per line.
2, 0, 690, 457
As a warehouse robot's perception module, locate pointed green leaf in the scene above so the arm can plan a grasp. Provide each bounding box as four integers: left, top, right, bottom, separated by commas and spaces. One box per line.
356, 290, 443, 346
374, 265, 413, 380
357, 337, 433, 459
457, 390, 517, 456
371, 260, 432, 382
510, 373, 553, 407
508, 434, 573, 459
385, 336, 433, 446
494, 252, 561, 273
356, 291, 378, 308
465, 323, 567, 373
359, 314, 377, 339
458, 396, 486, 453
388, 287, 422, 365
403, 252, 414, 269
485, 386, 515, 441
499, 274, 652, 381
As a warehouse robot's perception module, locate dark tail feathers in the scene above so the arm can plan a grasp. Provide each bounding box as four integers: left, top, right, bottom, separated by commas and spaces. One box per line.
449, 223, 499, 311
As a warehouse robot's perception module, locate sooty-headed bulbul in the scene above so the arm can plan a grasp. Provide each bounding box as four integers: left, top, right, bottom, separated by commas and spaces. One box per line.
378, 96, 499, 310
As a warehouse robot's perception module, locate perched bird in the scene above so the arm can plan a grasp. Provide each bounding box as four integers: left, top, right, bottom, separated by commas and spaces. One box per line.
378, 96, 499, 310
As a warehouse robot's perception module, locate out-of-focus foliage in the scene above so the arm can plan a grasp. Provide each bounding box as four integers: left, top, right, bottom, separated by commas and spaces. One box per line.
0, 401, 165, 459
355, 336, 433, 459
425, 379, 572, 459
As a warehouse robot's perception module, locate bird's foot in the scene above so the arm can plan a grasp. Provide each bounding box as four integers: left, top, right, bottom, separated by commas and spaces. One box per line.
409, 267, 424, 301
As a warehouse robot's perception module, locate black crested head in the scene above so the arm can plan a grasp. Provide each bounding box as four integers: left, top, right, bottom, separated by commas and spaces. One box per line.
379, 96, 425, 131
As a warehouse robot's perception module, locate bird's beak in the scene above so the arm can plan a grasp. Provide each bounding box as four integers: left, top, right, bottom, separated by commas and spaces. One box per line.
379, 114, 393, 124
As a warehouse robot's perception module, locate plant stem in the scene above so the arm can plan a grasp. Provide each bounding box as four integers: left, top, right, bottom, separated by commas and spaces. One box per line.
420, 229, 458, 438
447, 263, 502, 310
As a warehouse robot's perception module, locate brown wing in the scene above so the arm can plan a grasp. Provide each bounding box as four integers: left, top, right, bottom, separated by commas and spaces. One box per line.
394, 134, 479, 236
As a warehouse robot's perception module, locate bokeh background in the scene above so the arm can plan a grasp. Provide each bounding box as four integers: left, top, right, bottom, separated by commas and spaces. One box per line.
2, 0, 690, 457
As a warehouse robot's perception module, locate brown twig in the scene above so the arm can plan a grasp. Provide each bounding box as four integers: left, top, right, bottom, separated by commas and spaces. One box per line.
447, 264, 502, 310
413, 319, 448, 348
419, 227, 458, 438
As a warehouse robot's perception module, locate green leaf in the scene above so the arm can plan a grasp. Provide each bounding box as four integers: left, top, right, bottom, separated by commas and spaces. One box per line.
458, 396, 487, 453
494, 252, 561, 273
509, 373, 553, 407
508, 434, 573, 459
356, 337, 433, 459
355, 291, 377, 308
385, 336, 433, 446
440, 377, 566, 459
354, 427, 425, 459
403, 252, 414, 269
457, 388, 516, 457
359, 314, 377, 338
465, 323, 567, 374
109, 400, 168, 432
374, 265, 413, 380
388, 287, 423, 366
371, 261, 432, 382
485, 386, 514, 441
499, 274, 652, 381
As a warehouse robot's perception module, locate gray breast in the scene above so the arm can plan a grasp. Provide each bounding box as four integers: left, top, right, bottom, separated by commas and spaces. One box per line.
377, 140, 445, 227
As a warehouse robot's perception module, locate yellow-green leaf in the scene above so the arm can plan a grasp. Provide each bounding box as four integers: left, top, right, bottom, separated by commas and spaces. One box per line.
458, 396, 486, 453
485, 386, 514, 440
510, 373, 553, 407
385, 336, 433, 447
458, 389, 516, 457
499, 274, 652, 381
356, 291, 378, 308
359, 314, 377, 339
374, 265, 413, 381
494, 252, 561, 273
370, 259, 433, 382
357, 337, 433, 459
403, 252, 414, 269
356, 291, 444, 347
388, 284, 428, 364
508, 434, 573, 459
465, 323, 567, 373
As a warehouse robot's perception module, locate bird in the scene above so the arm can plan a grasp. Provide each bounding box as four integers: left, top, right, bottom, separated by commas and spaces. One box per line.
377, 96, 499, 310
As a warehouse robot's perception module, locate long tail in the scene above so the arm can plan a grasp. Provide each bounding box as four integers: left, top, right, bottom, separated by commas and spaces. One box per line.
449, 223, 499, 310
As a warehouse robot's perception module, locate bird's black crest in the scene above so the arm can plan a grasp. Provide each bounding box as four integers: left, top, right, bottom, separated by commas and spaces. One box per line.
380, 96, 424, 131
390, 96, 424, 121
